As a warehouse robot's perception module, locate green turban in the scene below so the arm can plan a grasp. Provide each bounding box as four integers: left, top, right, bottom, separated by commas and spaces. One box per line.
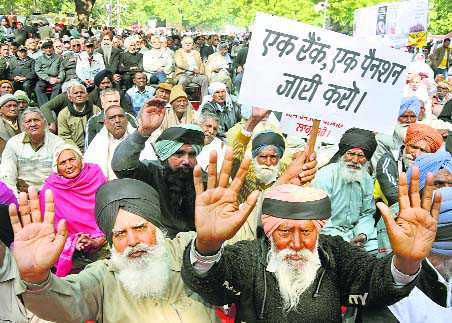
153, 124, 205, 161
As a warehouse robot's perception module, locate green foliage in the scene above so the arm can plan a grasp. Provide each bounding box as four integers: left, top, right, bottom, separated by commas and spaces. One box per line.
429, 0, 452, 35
2, 0, 450, 37
1, 0, 74, 17
326, 0, 399, 34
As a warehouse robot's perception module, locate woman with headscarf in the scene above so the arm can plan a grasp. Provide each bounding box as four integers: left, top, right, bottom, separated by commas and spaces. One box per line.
39, 144, 108, 276
200, 82, 241, 138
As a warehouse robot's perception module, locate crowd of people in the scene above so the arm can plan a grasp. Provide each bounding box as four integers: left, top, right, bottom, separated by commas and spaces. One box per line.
0, 13, 451, 323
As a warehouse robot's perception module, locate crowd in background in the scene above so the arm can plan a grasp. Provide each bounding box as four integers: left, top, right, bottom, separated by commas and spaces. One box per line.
0, 12, 451, 323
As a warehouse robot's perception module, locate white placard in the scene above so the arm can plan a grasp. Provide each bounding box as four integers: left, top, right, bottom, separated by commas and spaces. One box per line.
239, 12, 411, 135
280, 113, 347, 144
354, 0, 429, 49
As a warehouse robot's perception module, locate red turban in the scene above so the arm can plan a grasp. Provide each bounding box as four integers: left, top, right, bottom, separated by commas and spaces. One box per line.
405, 124, 443, 153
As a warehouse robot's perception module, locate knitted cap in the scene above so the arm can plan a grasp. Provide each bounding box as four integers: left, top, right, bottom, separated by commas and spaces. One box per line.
169, 85, 188, 104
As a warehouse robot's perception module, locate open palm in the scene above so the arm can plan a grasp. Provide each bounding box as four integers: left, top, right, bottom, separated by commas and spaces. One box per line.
378, 167, 441, 262
139, 99, 167, 135
194, 147, 259, 254
10, 187, 67, 283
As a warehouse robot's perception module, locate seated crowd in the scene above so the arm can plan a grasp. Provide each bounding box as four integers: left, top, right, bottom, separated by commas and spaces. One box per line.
0, 19, 451, 323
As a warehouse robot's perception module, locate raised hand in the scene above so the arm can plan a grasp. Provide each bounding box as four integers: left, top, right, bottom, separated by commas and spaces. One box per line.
138, 99, 167, 136
377, 167, 441, 275
277, 150, 317, 186
244, 107, 271, 132
194, 147, 260, 255
251, 107, 271, 121
10, 187, 67, 283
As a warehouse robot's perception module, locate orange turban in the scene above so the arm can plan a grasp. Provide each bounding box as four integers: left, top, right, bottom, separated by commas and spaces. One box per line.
405, 124, 443, 153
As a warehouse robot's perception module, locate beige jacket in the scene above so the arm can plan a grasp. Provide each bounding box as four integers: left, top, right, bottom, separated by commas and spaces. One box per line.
21, 232, 219, 323
174, 49, 205, 78
205, 52, 230, 79
57, 105, 101, 152
160, 104, 196, 131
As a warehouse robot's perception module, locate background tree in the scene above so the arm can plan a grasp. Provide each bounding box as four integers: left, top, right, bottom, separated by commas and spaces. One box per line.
74, 0, 95, 28
429, 0, 452, 35
1, 0, 450, 36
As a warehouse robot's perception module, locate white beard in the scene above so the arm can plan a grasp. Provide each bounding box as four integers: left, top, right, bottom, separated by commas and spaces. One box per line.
401, 150, 414, 169
253, 159, 280, 185
101, 44, 112, 63
110, 238, 171, 300
268, 241, 321, 313
339, 159, 369, 183
394, 123, 409, 147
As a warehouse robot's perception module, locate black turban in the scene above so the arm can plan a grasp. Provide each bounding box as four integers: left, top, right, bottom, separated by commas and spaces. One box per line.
94, 69, 113, 88
0, 204, 13, 247
251, 131, 286, 158
95, 178, 164, 245
329, 128, 377, 164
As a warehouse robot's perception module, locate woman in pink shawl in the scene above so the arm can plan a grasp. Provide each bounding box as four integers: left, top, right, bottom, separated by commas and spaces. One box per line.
39, 144, 108, 276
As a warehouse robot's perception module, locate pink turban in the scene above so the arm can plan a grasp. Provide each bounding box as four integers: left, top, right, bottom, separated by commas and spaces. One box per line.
261, 184, 331, 238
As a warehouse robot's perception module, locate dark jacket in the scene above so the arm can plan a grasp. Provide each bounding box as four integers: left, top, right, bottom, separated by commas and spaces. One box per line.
0, 56, 8, 80
358, 260, 449, 322
40, 93, 68, 124
118, 51, 143, 78
376, 152, 400, 206
95, 47, 122, 74
181, 235, 417, 323
8, 56, 35, 80
200, 45, 215, 61
88, 87, 133, 113
60, 51, 78, 82
34, 53, 64, 81
201, 101, 242, 138
111, 130, 205, 238
13, 28, 28, 45
233, 46, 248, 70
438, 98, 452, 123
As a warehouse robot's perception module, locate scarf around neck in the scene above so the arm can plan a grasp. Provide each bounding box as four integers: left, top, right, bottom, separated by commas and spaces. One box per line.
67, 100, 94, 118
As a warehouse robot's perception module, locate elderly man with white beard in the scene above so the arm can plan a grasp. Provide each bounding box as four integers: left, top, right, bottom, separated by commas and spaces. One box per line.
7, 179, 218, 323
231, 107, 292, 204
376, 123, 444, 207
181, 149, 442, 322
314, 128, 378, 252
